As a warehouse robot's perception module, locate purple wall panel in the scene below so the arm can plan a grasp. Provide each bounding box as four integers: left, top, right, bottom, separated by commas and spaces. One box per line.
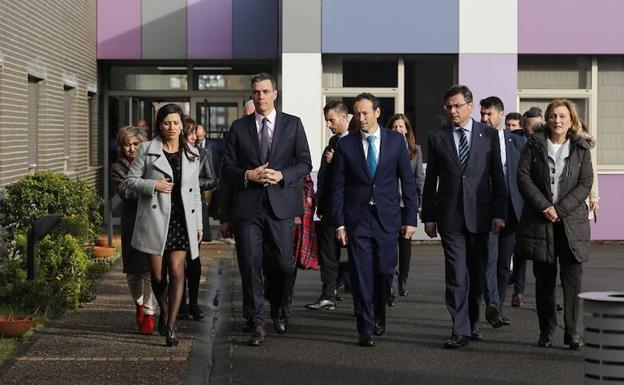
590, 175, 624, 240
97, 0, 141, 59
458, 54, 518, 120
188, 0, 232, 59
519, 0, 624, 54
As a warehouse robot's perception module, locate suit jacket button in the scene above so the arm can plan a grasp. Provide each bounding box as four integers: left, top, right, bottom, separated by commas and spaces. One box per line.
152, 205, 157, 209
189, 188, 193, 192
191, 209, 195, 213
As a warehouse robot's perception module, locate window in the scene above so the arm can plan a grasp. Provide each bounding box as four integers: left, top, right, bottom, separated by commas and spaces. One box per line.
404, 55, 456, 161
64, 85, 75, 171
518, 55, 591, 89
110, 66, 188, 91
597, 56, 624, 165
87, 92, 100, 166
28, 76, 42, 170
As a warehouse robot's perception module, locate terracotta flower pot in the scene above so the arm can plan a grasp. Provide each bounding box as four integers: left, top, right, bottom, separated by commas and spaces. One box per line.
92, 246, 116, 259
0, 314, 35, 338
95, 235, 122, 248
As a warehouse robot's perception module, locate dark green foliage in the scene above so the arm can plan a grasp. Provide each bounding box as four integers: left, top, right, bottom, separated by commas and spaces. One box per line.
0, 171, 102, 242
0, 172, 109, 314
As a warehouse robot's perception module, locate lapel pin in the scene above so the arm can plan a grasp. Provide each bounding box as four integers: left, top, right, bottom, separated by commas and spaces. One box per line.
479, 133, 483, 137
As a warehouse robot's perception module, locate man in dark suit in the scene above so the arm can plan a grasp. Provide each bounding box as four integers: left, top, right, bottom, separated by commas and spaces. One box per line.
480, 97, 527, 327
306, 101, 350, 311
422, 85, 507, 349
222, 73, 312, 346
332, 93, 418, 347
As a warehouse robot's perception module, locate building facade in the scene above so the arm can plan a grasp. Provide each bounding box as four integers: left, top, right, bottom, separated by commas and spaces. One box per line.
1, 0, 622, 240
0, 0, 101, 193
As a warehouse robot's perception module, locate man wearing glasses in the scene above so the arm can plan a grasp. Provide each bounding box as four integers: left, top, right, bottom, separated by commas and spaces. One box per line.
421, 85, 507, 348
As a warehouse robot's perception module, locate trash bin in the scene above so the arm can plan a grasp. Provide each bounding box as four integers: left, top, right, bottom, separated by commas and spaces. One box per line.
579, 292, 624, 384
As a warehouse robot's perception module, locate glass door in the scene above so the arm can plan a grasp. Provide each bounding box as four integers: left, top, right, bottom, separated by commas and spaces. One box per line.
192, 96, 244, 139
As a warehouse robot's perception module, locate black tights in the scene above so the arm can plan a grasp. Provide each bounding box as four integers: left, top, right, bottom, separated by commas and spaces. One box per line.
181, 255, 202, 307
150, 251, 187, 329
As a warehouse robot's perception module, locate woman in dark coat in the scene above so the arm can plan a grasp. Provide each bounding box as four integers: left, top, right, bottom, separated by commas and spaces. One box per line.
110, 126, 156, 335
387, 114, 424, 301
516, 99, 593, 350
177, 118, 217, 320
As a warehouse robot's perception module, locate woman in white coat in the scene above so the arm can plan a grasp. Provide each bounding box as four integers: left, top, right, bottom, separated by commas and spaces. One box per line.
127, 103, 202, 347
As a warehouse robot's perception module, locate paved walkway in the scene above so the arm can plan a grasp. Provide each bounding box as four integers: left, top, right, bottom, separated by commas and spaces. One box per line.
1, 243, 623, 385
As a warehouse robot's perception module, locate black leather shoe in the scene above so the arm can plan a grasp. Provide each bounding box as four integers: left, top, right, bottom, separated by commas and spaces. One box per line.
248, 327, 266, 347
189, 304, 205, 321
564, 334, 584, 350
272, 307, 288, 335
398, 280, 408, 297
374, 314, 386, 336
305, 297, 336, 311
158, 314, 167, 337
165, 326, 179, 347
177, 304, 190, 320
469, 329, 482, 341
444, 335, 469, 349
501, 313, 511, 326
358, 335, 374, 347
485, 304, 505, 328
242, 320, 254, 333
538, 333, 553, 348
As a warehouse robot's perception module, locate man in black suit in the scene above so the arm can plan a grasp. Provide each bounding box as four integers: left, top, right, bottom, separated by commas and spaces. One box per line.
332, 93, 418, 347
222, 73, 312, 346
306, 101, 350, 311
422, 85, 507, 348
480, 97, 527, 327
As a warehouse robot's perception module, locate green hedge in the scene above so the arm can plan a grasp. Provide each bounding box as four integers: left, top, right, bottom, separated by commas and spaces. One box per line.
0, 172, 106, 314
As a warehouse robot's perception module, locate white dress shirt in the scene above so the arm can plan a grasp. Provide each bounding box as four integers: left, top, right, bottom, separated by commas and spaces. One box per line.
255, 109, 277, 145
453, 119, 473, 155
361, 125, 381, 159
498, 128, 507, 177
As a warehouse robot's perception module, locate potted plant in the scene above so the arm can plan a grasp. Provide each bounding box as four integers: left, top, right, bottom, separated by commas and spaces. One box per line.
0, 307, 35, 338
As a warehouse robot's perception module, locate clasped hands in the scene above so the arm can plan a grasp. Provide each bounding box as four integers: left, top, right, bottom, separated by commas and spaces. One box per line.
247, 163, 283, 186
543, 205, 560, 223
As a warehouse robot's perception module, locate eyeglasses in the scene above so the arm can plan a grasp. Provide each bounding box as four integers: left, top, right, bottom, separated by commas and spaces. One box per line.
443, 102, 469, 111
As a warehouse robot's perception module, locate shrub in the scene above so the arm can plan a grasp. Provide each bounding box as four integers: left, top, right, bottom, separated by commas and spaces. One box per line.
0, 171, 102, 243
0, 172, 107, 314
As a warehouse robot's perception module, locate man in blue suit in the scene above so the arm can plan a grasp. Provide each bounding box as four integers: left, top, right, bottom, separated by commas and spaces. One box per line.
422, 85, 507, 348
222, 73, 312, 346
332, 93, 418, 347
480, 98, 527, 327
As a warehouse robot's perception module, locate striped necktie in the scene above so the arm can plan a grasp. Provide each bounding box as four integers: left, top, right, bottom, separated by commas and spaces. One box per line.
457, 127, 469, 172
259, 118, 270, 163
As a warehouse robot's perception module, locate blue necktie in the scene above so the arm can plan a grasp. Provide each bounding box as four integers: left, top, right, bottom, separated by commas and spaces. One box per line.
457, 128, 469, 172
366, 135, 378, 177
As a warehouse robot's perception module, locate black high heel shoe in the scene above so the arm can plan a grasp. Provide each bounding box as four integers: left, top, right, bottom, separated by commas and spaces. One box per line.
189, 304, 205, 321
166, 326, 179, 347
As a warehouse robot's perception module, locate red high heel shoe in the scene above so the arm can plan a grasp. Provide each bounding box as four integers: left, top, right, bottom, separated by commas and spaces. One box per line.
141, 314, 155, 335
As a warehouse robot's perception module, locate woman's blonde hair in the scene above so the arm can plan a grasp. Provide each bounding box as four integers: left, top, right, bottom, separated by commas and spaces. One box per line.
116, 125, 146, 159
544, 99, 583, 138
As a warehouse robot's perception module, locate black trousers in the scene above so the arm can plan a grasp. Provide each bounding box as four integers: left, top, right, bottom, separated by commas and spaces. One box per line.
495, 205, 518, 307
233, 198, 294, 327
533, 222, 582, 338
316, 218, 342, 298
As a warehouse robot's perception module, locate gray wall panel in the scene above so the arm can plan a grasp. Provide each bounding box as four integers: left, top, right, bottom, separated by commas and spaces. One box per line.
322, 0, 459, 53
232, 0, 279, 59
282, 0, 321, 53
142, 0, 187, 59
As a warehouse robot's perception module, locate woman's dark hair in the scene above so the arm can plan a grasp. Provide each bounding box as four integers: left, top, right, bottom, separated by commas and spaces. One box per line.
387, 113, 418, 160
183, 117, 197, 137
155, 103, 198, 160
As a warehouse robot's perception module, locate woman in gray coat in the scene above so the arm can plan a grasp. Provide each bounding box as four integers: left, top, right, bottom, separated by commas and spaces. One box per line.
516, 99, 593, 350
127, 103, 202, 347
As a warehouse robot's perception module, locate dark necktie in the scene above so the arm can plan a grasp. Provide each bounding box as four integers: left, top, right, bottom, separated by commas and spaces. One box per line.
259, 118, 270, 163
366, 135, 378, 176
457, 128, 469, 172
